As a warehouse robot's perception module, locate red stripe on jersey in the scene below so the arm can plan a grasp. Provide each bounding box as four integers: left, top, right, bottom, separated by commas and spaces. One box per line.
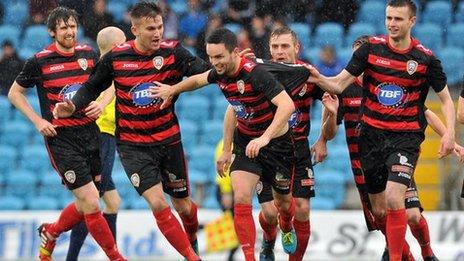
362, 114, 420, 130
351, 159, 361, 169
113, 55, 175, 71
246, 113, 274, 125
116, 89, 132, 100
119, 125, 180, 143
42, 60, 94, 75
52, 117, 94, 127
346, 128, 358, 138
365, 99, 419, 116
365, 69, 426, 87
344, 113, 360, 122
343, 98, 362, 107
348, 144, 358, 153
46, 93, 61, 102
354, 174, 365, 185
115, 70, 181, 86
117, 103, 161, 115
118, 113, 174, 129
43, 75, 89, 88
237, 125, 263, 137
367, 54, 427, 74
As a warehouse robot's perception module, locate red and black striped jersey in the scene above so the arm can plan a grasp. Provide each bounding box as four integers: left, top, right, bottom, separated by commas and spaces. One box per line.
207, 57, 310, 139
345, 35, 447, 132
72, 40, 210, 145
337, 79, 364, 185
15, 43, 98, 127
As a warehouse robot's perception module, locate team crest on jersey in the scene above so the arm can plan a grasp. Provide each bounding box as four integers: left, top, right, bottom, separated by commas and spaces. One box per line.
298, 84, 307, 97
153, 56, 164, 70
77, 58, 88, 70
237, 80, 245, 94
64, 170, 76, 184
130, 173, 140, 187
406, 60, 418, 75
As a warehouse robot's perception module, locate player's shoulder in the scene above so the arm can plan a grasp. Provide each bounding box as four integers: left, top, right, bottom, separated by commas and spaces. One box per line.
411, 38, 433, 56
112, 41, 132, 52
75, 44, 93, 52
368, 35, 388, 45
35, 43, 55, 59
160, 40, 180, 49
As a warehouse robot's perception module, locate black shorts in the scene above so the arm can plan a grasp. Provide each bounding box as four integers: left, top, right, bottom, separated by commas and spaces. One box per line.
99, 132, 116, 196
405, 177, 423, 211
45, 123, 101, 190
230, 130, 295, 196
257, 140, 315, 204
117, 141, 190, 198
358, 126, 424, 194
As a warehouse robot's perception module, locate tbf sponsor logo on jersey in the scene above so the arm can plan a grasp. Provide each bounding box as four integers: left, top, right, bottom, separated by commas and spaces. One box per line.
288, 110, 300, 128
130, 82, 161, 107
229, 100, 254, 120
60, 83, 82, 101
377, 83, 404, 107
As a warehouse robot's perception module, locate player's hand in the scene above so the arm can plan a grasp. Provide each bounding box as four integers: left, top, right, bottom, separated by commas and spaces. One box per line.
438, 131, 455, 158
221, 193, 233, 210
84, 101, 104, 119
238, 48, 256, 59
53, 99, 76, 119
217, 150, 233, 177
246, 136, 270, 158
453, 143, 464, 163
149, 81, 173, 109
322, 92, 339, 115
311, 138, 328, 164
34, 118, 57, 137
301, 63, 321, 84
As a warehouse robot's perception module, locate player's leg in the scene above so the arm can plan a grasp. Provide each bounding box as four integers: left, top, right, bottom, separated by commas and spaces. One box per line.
257, 180, 278, 261
118, 143, 199, 261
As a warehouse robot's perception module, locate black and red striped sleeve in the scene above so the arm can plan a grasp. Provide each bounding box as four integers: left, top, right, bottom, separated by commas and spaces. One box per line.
207, 69, 220, 84
426, 55, 447, 93
15, 57, 40, 88
345, 42, 370, 77
72, 52, 114, 110
174, 45, 211, 76
336, 93, 345, 125
250, 66, 285, 100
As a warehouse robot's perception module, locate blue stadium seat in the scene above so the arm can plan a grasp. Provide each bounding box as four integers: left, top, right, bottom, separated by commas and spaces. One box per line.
3, 1, 28, 26
337, 48, 353, 67
27, 196, 60, 210
5, 169, 37, 198
112, 170, 138, 201
422, 1, 452, 28
188, 169, 209, 184
20, 145, 51, 173
188, 145, 215, 179
357, 1, 385, 31
303, 48, 321, 65
170, 0, 188, 15
202, 195, 220, 209
314, 23, 344, 49
224, 23, 242, 34
437, 47, 464, 85
22, 25, 52, 53
130, 197, 149, 209
212, 98, 228, 121
194, 84, 222, 101
311, 197, 336, 210
446, 23, 464, 49
456, 2, 464, 23
0, 121, 32, 148
0, 25, 21, 47
37, 172, 66, 198
0, 96, 11, 130
199, 120, 223, 146
290, 23, 311, 49
314, 168, 346, 207
0, 196, 25, 210
177, 95, 210, 123
106, 2, 126, 22
18, 47, 37, 60
345, 23, 376, 47
413, 23, 442, 52
179, 119, 199, 151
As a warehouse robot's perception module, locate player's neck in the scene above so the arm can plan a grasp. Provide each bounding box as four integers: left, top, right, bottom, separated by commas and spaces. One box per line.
134, 39, 155, 55
227, 57, 242, 77
55, 42, 74, 54
388, 35, 411, 51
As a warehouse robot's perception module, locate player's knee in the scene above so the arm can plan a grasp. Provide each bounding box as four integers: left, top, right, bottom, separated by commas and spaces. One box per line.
407, 210, 421, 225
80, 196, 101, 213
371, 207, 386, 220
385, 186, 405, 209
261, 206, 278, 222
295, 199, 310, 220
104, 193, 121, 213
171, 197, 192, 216
234, 192, 253, 204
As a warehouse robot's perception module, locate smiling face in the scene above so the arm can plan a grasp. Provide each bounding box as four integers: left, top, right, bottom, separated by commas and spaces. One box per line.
131, 15, 164, 53
206, 43, 239, 75
269, 33, 299, 64
49, 17, 78, 51
385, 5, 416, 42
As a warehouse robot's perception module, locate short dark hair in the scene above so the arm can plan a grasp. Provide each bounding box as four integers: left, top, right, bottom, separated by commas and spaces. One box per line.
387, 0, 417, 17
270, 26, 299, 44
130, 1, 162, 20
206, 28, 237, 52
352, 35, 370, 48
46, 7, 79, 32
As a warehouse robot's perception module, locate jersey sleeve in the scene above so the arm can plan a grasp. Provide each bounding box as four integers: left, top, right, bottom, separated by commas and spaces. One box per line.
207, 69, 219, 84
72, 52, 114, 110
336, 93, 345, 125
174, 44, 211, 76
345, 42, 370, 77
426, 55, 447, 93
461, 77, 464, 98
250, 66, 285, 100
255, 59, 310, 93
15, 57, 40, 88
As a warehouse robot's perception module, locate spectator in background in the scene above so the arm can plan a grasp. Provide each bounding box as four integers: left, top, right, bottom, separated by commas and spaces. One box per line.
0, 41, 23, 96
117, 5, 135, 41
237, 28, 252, 51
179, 0, 207, 47
28, 0, 58, 26
195, 13, 223, 61
159, 0, 178, 40
82, 0, 115, 40
249, 15, 271, 59
59, 0, 93, 17
316, 0, 358, 28
315, 45, 344, 77
223, 0, 255, 24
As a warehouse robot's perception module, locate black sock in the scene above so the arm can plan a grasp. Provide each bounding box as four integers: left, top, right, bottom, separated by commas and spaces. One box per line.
66, 220, 88, 261
103, 212, 118, 240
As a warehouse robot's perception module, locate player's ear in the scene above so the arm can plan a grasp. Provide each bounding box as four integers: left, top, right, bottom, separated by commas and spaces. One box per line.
48, 29, 55, 38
